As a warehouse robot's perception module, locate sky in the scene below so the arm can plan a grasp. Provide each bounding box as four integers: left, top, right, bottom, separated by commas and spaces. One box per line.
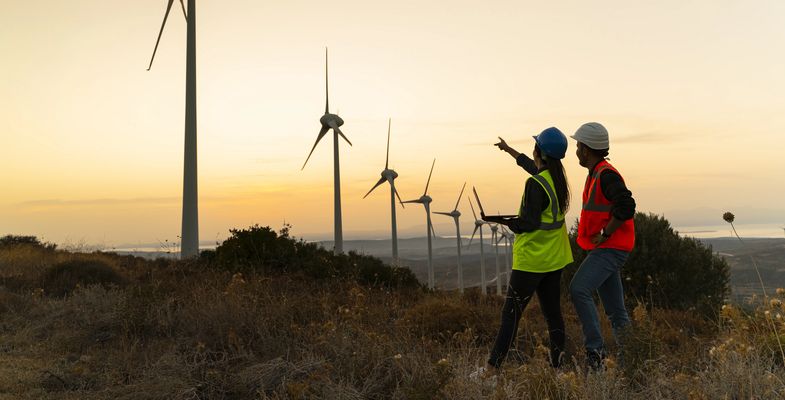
2, 0, 785, 247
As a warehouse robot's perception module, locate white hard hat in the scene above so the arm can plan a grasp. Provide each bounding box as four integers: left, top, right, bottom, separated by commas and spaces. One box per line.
571, 122, 609, 150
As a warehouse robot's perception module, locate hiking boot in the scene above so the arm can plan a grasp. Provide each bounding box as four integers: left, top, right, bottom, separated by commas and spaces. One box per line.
586, 348, 606, 371
550, 348, 564, 368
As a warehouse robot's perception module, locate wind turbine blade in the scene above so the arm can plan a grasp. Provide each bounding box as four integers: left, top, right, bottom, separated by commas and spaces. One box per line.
301, 126, 330, 170
363, 177, 386, 198
430, 222, 437, 239
454, 182, 466, 211
179, 0, 187, 19
147, 0, 176, 71
433, 211, 453, 217
385, 118, 391, 169
324, 47, 329, 114
423, 158, 436, 196
468, 197, 478, 220
392, 185, 405, 208
334, 126, 353, 146
468, 225, 480, 247
402, 199, 422, 204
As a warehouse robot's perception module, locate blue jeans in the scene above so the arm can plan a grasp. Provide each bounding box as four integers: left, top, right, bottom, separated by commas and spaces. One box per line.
569, 248, 630, 352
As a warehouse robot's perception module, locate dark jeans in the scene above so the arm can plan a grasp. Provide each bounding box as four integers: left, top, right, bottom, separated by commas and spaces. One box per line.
488, 269, 565, 368
569, 248, 631, 353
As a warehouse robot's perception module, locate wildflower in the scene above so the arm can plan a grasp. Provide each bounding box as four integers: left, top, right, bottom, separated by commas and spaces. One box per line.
777, 313, 782, 320
777, 288, 785, 295
393, 354, 402, 360
722, 212, 735, 224
771, 298, 782, 308
765, 310, 771, 317
437, 358, 449, 366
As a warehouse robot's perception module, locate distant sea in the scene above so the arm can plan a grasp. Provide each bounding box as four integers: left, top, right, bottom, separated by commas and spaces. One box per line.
674, 223, 784, 239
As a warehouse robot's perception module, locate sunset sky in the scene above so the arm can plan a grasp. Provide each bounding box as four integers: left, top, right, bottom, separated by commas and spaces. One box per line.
2, 0, 785, 247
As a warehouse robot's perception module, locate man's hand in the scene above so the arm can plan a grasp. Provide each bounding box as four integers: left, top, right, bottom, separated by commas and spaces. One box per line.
494, 137, 509, 152
591, 233, 607, 246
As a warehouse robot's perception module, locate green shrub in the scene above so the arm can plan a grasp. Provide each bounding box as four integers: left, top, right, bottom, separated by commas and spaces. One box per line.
39, 259, 126, 297
207, 224, 420, 289
0, 234, 56, 251
566, 213, 730, 318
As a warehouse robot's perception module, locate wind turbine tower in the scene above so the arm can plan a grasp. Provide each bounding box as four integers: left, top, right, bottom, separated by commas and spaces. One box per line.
467, 198, 487, 295
363, 118, 405, 264
147, 0, 199, 258
434, 183, 467, 293
302, 48, 352, 254
490, 223, 502, 295
403, 159, 437, 289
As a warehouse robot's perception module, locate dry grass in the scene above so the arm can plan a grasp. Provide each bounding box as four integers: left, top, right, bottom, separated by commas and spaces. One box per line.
1, 245, 784, 399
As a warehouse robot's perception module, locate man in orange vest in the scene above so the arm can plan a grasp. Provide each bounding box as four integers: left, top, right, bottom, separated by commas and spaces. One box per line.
569, 122, 636, 370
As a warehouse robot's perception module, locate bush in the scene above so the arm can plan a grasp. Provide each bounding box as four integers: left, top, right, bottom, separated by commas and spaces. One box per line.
0, 234, 56, 251
567, 213, 730, 318
39, 259, 126, 297
208, 224, 420, 289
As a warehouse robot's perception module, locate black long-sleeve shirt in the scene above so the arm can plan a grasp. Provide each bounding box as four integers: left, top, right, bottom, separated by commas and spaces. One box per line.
503, 154, 636, 234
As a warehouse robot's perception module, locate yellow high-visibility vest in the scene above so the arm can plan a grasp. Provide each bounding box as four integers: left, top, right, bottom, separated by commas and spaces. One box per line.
512, 170, 574, 273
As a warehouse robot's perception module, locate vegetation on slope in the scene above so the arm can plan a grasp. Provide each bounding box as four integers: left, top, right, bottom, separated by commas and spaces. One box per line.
0, 219, 782, 399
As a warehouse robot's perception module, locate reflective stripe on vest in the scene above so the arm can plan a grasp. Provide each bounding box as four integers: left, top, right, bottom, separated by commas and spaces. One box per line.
577, 160, 635, 252
531, 174, 565, 230
513, 170, 573, 273
582, 165, 613, 212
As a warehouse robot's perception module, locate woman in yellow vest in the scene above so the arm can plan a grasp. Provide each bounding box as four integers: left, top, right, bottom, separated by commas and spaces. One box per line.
477, 127, 573, 375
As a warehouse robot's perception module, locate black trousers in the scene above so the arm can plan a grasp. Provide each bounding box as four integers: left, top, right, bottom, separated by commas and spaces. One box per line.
488, 268, 565, 368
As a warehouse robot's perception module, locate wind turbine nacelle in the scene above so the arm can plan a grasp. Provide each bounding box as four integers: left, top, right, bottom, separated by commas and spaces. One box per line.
383, 169, 398, 180
421, 195, 432, 204
452, 211, 461, 218
320, 114, 344, 127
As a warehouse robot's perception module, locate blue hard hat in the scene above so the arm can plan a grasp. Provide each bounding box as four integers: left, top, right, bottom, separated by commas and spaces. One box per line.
532, 127, 568, 159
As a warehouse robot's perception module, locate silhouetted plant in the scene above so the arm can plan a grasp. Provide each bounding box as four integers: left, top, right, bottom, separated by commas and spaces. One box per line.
39, 259, 126, 297
208, 224, 420, 289
0, 235, 57, 251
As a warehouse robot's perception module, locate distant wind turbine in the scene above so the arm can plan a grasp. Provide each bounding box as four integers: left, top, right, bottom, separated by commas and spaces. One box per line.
302, 48, 352, 254
497, 225, 513, 286
434, 182, 467, 293
403, 159, 437, 289
490, 223, 502, 296
147, 0, 199, 259
467, 198, 487, 295
363, 118, 405, 264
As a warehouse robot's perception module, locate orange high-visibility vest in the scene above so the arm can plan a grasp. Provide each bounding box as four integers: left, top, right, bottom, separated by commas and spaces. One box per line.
577, 160, 635, 251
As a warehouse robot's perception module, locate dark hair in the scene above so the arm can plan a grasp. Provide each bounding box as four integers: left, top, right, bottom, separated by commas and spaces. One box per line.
578, 142, 609, 158
534, 146, 570, 214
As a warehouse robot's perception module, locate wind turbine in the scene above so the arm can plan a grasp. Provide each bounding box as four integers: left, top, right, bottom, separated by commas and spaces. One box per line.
302, 48, 352, 254
403, 159, 437, 289
490, 223, 502, 295
363, 118, 405, 264
147, 0, 199, 259
434, 182, 467, 293
467, 198, 487, 295
497, 225, 513, 286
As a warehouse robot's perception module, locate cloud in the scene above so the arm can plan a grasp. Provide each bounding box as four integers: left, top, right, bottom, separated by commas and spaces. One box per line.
613, 132, 684, 144
17, 197, 179, 207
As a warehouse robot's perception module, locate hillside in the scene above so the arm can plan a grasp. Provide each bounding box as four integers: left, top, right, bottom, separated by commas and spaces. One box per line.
1, 233, 784, 399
